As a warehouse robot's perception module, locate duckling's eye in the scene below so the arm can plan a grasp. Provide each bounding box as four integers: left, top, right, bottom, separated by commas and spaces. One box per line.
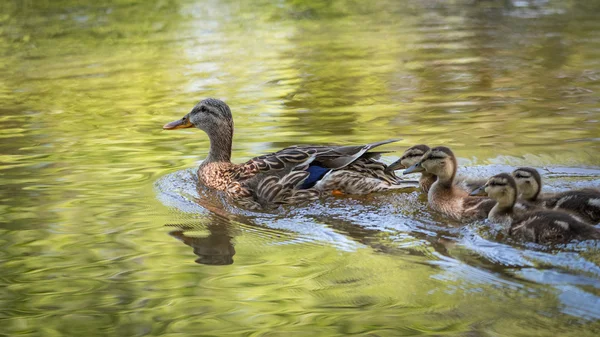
514, 173, 524, 179
200, 106, 208, 113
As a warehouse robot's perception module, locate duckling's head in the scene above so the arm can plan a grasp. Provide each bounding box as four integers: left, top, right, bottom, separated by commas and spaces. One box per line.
386, 144, 430, 172
511, 167, 541, 201
163, 98, 234, 137
404, 146, 457, 183
475, 173, 518, 208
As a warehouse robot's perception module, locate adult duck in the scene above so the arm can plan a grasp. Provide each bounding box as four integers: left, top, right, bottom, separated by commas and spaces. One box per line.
163, 98, 418, 209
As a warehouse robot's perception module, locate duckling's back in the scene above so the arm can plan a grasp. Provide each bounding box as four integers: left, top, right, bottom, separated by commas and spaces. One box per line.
542, 189, 600, 224
510, 210, 600, 244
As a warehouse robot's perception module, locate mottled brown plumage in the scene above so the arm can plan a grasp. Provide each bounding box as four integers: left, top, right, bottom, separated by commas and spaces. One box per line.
512, 167, 600, 224
163, 98, 417, 209
403, 146, 495, 222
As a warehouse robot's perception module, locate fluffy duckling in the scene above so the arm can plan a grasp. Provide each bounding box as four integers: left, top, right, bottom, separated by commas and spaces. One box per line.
403, 146, 495, 222
472, 173, 600, 244
512, 167, 600, 224
470, 173, 518, 226
387, 145, 436, 192
388, 144, 485, 193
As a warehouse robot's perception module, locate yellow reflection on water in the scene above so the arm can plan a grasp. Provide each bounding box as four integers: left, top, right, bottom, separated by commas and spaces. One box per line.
1, 0, 600, 336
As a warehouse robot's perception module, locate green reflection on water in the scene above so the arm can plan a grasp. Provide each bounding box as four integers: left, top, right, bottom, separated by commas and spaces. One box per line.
1, 0, 600, 336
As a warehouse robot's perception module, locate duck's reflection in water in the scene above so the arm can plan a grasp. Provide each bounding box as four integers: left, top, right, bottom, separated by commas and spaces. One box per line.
168, 216, 236, 265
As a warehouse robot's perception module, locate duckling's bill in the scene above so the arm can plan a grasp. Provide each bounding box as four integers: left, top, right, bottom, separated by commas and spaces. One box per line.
385, 159, 405, 172
163, 115, 194, 130
469, 185, 487, 196
403, 162, 424, 175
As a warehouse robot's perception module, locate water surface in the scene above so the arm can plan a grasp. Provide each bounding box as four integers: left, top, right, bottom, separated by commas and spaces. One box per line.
2, 0, 600, 336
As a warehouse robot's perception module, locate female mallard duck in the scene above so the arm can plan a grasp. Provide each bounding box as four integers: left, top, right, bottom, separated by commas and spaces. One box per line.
163, 98, 418, 209
512, 167, 600, 224
471, 173, 600, 244
402, 146, 495, 221
387, 144, 485, 193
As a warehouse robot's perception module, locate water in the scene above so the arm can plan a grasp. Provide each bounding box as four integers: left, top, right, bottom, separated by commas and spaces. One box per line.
2, 0, 600, 335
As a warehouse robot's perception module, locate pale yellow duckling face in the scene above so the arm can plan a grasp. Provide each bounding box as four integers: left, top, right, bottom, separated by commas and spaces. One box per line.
511, 167, 542, 201
387, 144, 430, 171
474, 173, 518, 207
404, 146, 457, 181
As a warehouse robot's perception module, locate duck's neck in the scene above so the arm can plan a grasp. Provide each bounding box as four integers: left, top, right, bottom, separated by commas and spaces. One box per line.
436, 158, 457, 188
529, 188, 540, 202
204, 127, 233, 164
420, 173, 437, 192
436, 171, 455, 188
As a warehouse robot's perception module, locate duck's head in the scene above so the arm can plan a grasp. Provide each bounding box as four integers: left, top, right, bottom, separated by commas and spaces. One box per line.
386, 144, 430, 172
163, 98, 233, 136
403, 146, 457, 182
511, 167, 541, 201
470, 173, 517, 207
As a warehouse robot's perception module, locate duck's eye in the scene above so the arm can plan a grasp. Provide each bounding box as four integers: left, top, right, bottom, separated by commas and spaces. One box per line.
200, 106, 208, 113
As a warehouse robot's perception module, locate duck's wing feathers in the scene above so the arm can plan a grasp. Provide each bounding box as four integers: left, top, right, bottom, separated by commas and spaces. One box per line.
313, 139, 400, 169
231, 140, 403, 205
237, 139, 400, 179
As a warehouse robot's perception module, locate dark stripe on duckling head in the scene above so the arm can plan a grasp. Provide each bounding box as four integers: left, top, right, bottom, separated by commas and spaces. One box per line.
401, 144, 430, 160
424, 146, 457, 181
299, 164, 331, 189
512, 167, 542, 200
487, 173, 518, 205
407, 144, 430, 154
488, 173, 517, 189
388, 144, 430, 172
429, 146, 454, 158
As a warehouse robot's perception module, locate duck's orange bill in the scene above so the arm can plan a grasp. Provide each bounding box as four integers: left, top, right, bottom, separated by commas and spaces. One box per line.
163, 117, 193, 130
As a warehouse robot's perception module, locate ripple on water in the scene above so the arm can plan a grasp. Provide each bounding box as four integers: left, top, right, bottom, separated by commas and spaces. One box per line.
156, 163, 600, 320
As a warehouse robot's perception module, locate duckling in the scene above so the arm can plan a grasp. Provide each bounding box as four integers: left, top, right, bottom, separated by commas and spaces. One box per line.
471, 173, 600, 244
387, 145, 436, 192
512, 167, 600, 224
403, 146, 496, 222
387, 144, 485, 193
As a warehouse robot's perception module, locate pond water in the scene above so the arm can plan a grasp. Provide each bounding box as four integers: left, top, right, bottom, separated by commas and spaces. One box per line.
2, 0, 600, 335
